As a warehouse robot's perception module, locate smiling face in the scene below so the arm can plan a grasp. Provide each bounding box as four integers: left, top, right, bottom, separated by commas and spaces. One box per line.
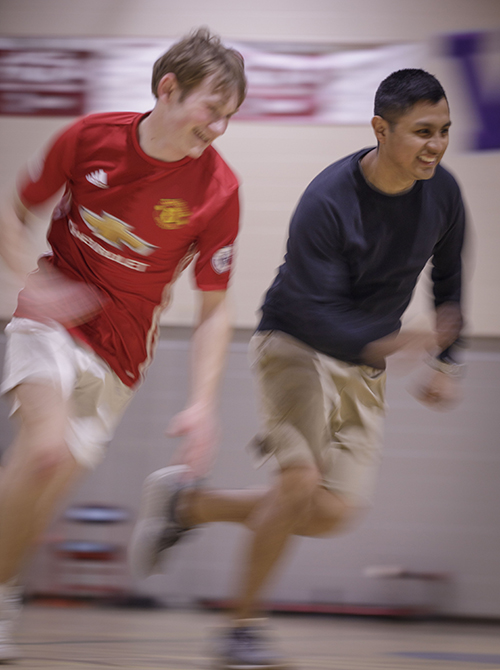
156, 73, 240, 161
372, 97, 451, 192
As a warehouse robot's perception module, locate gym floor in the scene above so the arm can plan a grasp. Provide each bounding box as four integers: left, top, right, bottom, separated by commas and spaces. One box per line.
13, 601, 500, 669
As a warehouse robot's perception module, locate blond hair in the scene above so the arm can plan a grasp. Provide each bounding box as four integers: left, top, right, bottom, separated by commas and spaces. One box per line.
152, 28, 247, 108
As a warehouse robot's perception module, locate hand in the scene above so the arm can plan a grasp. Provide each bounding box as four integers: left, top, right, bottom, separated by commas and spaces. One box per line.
20, 262, 104, 327
166, 402, 220, 479
408, 366, 462, 411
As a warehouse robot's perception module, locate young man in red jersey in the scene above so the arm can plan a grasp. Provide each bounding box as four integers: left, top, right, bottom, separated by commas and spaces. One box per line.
0, 28, 246, 660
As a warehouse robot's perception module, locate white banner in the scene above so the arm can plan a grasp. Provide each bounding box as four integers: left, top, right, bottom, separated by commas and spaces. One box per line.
0, 37, 428, 124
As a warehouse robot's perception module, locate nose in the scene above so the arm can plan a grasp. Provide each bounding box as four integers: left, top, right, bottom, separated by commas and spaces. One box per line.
208, 117, 229, 137
427, 133, 447, 154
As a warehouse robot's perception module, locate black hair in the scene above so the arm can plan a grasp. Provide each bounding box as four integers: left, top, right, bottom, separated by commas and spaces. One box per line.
374, 69, 447, 125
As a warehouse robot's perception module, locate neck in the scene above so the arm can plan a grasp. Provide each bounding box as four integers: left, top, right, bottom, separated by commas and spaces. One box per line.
137, 109, 185, 162
360, 148, 415, 195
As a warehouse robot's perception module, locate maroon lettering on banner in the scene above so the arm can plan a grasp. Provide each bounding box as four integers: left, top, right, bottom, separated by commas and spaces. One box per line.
235, 60, 333, 121
0, 38, 426, 122
0, 48, 91, 117
238, 92, 318, 119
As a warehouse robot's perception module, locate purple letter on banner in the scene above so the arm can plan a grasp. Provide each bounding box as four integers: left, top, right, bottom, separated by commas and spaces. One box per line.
446, 32, 500, 151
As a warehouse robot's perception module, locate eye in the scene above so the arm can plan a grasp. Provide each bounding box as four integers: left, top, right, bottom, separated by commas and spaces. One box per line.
208, 104, 221, 116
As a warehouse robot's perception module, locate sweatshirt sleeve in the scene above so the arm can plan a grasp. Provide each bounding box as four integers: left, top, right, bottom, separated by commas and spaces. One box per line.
432, 181, 467, 363
431, 185, 465, 308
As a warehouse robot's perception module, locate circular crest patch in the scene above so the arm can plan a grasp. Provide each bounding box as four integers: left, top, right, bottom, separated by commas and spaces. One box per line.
211, 245, 233, 274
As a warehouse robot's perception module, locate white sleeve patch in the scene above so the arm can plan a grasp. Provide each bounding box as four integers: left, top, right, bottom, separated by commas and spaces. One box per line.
211, 245, 233, 274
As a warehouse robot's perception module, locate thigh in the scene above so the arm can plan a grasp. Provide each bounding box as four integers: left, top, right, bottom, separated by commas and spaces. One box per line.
67, 346, 134, 468
2, 318, 132, 469
250, 331, 328, 470
13, 381, 70, 458
319, 356, 387, 506
1, 318, 78, 400
2, 319, 78, 457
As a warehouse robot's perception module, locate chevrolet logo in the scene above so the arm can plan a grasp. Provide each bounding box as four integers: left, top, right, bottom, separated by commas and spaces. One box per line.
80, 207, 158, 256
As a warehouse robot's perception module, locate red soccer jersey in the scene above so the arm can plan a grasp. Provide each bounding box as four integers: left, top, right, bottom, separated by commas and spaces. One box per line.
16, 112, 240, 387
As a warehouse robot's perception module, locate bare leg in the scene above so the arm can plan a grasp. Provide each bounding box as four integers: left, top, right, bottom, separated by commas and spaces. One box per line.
233, 466, 318, 620
181, 466, 360, 621
184, 481, 354, 533
294, 485, 360, 537
0, 382, 84, 582
183, 488, 265, 526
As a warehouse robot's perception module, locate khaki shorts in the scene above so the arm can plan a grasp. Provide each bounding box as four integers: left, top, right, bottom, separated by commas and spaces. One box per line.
1, 318, 134, 468
249, 330, 386, 506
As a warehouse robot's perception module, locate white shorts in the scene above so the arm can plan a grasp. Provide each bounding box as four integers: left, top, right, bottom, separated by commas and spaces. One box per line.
1, 318, 134, 468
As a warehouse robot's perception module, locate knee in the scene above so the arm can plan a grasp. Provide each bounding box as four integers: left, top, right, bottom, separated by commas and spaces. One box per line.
299, 491, 367, 537
277, 465, 321, 517
11, 440, 75, 483
320, 501, 359, 535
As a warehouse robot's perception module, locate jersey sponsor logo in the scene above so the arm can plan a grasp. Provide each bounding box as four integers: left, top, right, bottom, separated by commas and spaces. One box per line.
153, 198, 191, 230
69, 220, 149, 272
211, 245, 233, 274
85, 169, 109, 188
80, 206, 158, 256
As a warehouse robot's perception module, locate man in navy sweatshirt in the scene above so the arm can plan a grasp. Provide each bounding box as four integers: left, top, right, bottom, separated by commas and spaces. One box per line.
130, 69, 466, 670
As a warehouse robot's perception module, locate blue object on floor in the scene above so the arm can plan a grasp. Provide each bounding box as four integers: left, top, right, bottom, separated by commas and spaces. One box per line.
64, 505, 130, 524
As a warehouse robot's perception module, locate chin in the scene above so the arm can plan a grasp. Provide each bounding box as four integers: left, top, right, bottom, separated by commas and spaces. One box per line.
414, 165, 437, 181
419, 170, 437, 180
188, 145, 208, 159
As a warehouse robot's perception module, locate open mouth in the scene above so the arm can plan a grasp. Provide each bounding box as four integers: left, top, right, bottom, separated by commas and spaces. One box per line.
418, 156, 438, 166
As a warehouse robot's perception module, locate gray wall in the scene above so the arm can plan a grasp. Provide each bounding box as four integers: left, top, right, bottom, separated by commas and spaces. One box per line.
3, 329, 499, 618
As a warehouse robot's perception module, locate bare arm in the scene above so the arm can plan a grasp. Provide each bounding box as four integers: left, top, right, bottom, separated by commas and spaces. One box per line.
362, 302, 462, 365
0, 190, 37, 282
361, 327, 436, 370
167, 290, 232, 477
363, 302, 463, 411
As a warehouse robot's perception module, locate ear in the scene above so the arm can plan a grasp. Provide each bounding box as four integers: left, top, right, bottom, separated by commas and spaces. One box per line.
371, 115, 390, 144
156, 72, 179, 102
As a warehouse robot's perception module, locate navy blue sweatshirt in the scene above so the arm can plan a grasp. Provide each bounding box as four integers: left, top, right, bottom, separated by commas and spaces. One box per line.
258, 147, 465, 365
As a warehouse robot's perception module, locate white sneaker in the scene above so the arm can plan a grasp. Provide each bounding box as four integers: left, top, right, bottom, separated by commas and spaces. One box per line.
128, 465, 195, 578
0, 583, 22, 662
